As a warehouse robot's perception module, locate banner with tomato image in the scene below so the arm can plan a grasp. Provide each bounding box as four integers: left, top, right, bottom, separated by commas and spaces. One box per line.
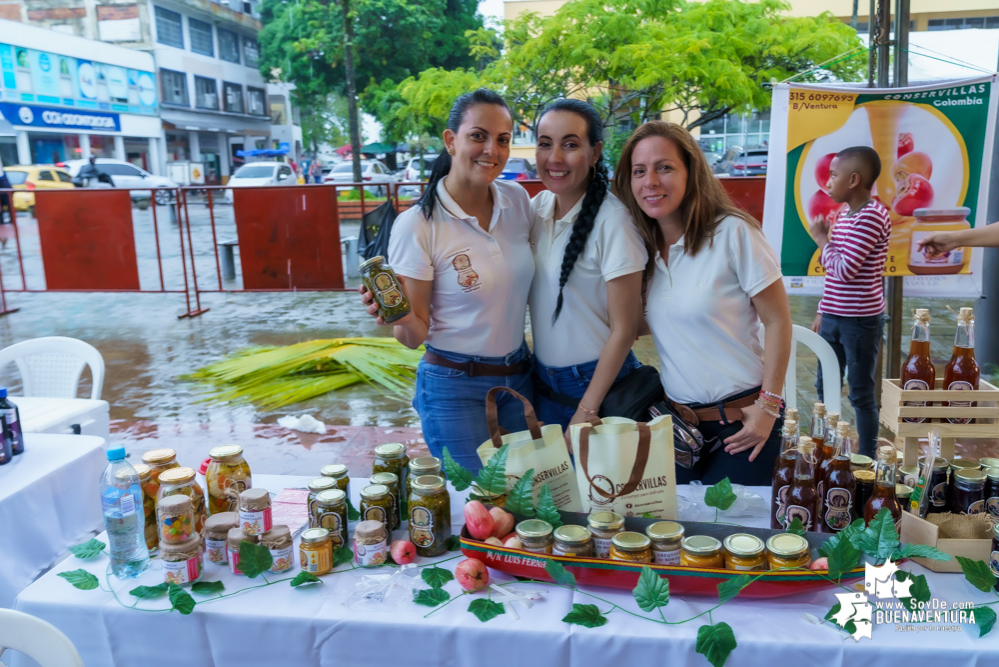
762, 76, 998, 296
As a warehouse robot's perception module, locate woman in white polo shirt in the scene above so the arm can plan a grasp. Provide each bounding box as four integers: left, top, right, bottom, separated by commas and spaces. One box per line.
359, 89, 534, 472
529, 99, 646, 429
613, 121, 792, 486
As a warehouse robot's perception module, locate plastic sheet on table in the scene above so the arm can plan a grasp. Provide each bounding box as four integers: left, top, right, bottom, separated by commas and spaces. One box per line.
677, 481, 768, 521
345, 563, 423, 611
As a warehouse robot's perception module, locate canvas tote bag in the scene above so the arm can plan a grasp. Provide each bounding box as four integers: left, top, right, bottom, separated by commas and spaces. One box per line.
477, 387, 583, 512
569, 415, 677, 519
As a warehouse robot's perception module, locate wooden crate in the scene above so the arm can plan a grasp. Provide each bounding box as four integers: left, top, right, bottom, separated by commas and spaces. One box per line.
880, 378, 999, 464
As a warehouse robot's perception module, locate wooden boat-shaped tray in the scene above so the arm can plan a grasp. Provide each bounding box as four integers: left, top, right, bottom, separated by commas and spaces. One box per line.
460, 512, 866, 599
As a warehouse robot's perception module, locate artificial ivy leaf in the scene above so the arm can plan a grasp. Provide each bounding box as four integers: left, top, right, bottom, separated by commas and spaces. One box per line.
168, 583, 196, 615
130, 583, 169, 599
345, 498, 361, 522
825, 602, 858, 636
68, 539, 106, 559
849, 508, 899, 562
413, 587, 450, 607
545, 558, 577, 587
290, 571, 322, 587
468, 598, 505, 623
422, 566, 454, 589
641, 512, 656, 519
896, 571, 930, 612
562, 603, 607, 628
695, 621, 738, 667
818, 519, 865, 558
717, 574, 752, 603
191, 580, 225, 595
826, 534, 862, 580
58, 569, 99, 591
704, 478, 737, 511
443, 447, 474, 492
972, 605, 997, 638
238, 540, 274, 579
446, 535, 461, 552
956, 556, 997, 593
895, 543, 952, 561
474, 444, 509, 496
535, 483, 563, 528
633, 566, 669, 612
505, 469, 536, 517
785, 517, 806, 536
333, 546, 355, 568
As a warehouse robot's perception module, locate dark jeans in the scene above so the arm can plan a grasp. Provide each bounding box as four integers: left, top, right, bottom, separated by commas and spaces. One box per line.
532, 351, 642, 431
815, 312, 884, 458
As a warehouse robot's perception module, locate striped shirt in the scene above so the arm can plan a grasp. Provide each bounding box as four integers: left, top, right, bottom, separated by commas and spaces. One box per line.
818, 200, 891, 317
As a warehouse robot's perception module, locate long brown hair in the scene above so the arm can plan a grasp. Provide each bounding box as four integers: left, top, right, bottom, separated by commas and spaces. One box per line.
612, 121, 759, 272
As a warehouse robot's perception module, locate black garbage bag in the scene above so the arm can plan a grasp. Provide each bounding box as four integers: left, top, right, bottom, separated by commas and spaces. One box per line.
358, 200, 398, 262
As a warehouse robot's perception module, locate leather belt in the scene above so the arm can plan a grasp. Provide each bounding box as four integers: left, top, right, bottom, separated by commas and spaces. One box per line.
423, 351, 529, 377
666, 393, 759, 426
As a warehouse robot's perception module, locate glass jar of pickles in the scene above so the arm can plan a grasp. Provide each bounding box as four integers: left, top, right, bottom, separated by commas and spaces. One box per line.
141, 448, 179, 491
359, 256, 412, 324
588, 511, 625, 559
680, 535, 724, 568
320, 464, 350, 499
160, 534, 203, 585
609, 532, 652, 563
552, 524, 594, 557
515, 519, 554, 554
157, 467, 207, 534
723, 534, 766, 571
407, 457, 442, 503
409, 475, 451, 557
360, 484, 393, 532
647, 521, 684, 565
765, 533, 812, 570
315, 489, 348, 549
373, 443, 409, 523
206, 445, 251, 516
204, 512, 237, 564
299, 528, 333, 575
133, 463, 158, 551
308, 477, 338, 528
370, 472, 401, 531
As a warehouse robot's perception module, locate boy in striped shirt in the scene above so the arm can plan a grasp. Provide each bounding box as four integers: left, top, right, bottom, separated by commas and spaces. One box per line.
808, 146, 891, 457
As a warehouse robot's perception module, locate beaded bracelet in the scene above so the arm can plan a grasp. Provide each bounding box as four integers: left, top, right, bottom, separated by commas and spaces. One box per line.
755, 398, 781, 419
760, 389, 784, 403
578, 403, 599, 417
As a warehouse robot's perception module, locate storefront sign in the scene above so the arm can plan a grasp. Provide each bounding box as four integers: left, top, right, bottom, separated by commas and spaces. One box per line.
0, 102, 121, 131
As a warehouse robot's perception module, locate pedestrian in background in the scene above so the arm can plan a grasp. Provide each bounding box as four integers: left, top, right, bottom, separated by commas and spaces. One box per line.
309, 160, 322, 184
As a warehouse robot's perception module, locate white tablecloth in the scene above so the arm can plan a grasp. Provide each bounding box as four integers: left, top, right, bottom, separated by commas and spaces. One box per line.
9, 396, 110, 439
1, 434, 105, 608
13, 481, 999, 667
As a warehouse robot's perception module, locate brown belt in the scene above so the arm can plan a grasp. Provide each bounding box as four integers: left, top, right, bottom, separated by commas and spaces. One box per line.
667, 393, 759, 426
422, 350, 530, 377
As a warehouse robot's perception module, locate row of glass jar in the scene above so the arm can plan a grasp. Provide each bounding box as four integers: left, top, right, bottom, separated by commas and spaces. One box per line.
512, 512, 813, 571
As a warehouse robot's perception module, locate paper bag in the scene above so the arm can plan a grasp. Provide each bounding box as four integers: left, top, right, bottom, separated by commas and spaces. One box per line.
569, 415, 677, 519
477, 387, 583, 512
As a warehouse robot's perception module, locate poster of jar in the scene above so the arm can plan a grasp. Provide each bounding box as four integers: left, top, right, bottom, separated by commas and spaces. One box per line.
762, 75, 998, 297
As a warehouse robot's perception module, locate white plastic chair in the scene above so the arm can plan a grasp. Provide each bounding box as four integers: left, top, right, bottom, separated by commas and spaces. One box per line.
0, 609, 83, 667
0, 336, 105, 400
784, 324, 841, 416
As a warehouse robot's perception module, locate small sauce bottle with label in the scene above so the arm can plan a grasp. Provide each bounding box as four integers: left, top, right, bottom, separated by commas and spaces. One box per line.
943, 307, 980, 424
901, 309, 935, 423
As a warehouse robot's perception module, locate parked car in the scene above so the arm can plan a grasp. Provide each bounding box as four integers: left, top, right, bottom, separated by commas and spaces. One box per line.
324, 159, 396, 196
714, 148, 768, 177
499, 157, 537, 181
224, 162, 297, 203
63, 158, 178, 205
4, 165, 75, 217
403, 155, 438, 182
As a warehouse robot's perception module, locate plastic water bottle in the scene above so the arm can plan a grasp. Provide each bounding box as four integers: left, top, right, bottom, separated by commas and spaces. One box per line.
100, 446, 150, 578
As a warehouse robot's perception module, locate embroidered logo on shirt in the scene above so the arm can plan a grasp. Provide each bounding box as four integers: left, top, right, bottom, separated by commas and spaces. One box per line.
451, 252, 481, 292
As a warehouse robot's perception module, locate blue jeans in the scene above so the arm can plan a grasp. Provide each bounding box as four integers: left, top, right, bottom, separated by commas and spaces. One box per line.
414, 343, 534, 473
533, 352, 642, 430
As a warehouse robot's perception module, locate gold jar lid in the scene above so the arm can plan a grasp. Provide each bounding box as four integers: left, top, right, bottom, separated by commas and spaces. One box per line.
371, 472, 398, 487
918, 456, 948, 471
587, 511, 624, 531
646, 521, 684, 541
374, 443, 406, 459
321, 464, 348, 479
159, 467, 196, 485
553, 524, 591, 545
409, 456, 441, 474
411, 475, 446, 492
950, 459, 981, 471
308, 477, 337, 493
984, 466, 999, 482
855, 470, 876, 483
898, 465, 919, 475
133, 463, 151, 480
851, 454, 873, 468
361, 483, 389, 500
723, 533, 765, 558
209, 445, 244, 462
516, 519, 553, 539
301, 528, 330, 544
681, 535, 722, 556
142, 448, 176, 465
358, 255, 385, 272
766, 533, 810, 558
316, 489, 347, 506
611, 531, 651, 552
896, 484, 914, 499
979, 457, 999, 469
954, 469, 987, 483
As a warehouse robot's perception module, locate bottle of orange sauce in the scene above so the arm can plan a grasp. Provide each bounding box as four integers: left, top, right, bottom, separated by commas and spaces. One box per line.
901, 309, 935, 423
943, 307, 980, 424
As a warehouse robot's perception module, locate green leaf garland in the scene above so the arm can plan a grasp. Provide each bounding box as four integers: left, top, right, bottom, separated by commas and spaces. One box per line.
505, 469, 536, 517
345, 498, 361, 521
895, 543, 952, 561
695, 621, 738, 667
413, 587, 450, 607
817, 519, 865, 558
826, 534, 862, 580
896, 571, 930, 612
825, 602, 857, 636
468, 598, 505, 622
717, 574, 752, 603
58, 569, 99, 590
849, 508, 899, 562
168, 583, 196, 615
130, 583, 169, 599
633, 566, 670, 612
290, 571, 322, 587
535, 483, 563, 528
957, 556, 997, 593
333, 546, 355, 568
68, 539, 107, 559
422, 566, 454, 589
238, 540, 274, 579
445, 535, 461, 552
785, 517, 806, 536
191, 580, 225, 595
704, 478, 737, 511
474, 444, 509, 496
545, 558, 577, 588
562, 603, 607, 628
443, 447, 474, 492
972, 605, 997, 638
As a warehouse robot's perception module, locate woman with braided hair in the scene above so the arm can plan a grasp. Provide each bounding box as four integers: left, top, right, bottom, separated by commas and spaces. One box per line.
528, 99, 647, 429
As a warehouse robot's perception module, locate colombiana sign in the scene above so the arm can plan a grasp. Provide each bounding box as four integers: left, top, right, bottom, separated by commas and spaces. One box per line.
0, 102, 120, 132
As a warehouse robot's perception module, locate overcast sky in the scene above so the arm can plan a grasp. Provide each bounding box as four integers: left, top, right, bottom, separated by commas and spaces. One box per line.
479, 0, 505, 25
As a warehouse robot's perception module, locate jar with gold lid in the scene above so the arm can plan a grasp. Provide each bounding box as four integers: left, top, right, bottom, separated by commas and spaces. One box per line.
516, 519, 554, 554
320, 464, 350, 499
609, 532, 652, 563
850, 454, 874, 472
206, 445, 251, 516
260, 525, 294, 572
133, 463, 158, 551
360, 483, 393, 532
157, 467, 207, 533
407, 457, 442, 504
299, 528, 333, 575
409, 475, 451, 557
980, 457, 999, 470
952, 469, 987, 515
160, 534, 203, 585
680, 535, 724, 568
373, 442, 409, 492
765, 533, 812, 570
370, 471, 401, 530
552, 524, 594, 557
308, 477, 338, 528
587, 511, 624, 559
647, 521, 684, 565
141, 448, 179, 486
315, 489, 348, 548
723, 533, 766, 571
204, 512, 237, 563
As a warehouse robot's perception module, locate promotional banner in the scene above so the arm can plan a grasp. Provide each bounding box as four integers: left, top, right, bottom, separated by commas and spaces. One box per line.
763, 76, 998, 297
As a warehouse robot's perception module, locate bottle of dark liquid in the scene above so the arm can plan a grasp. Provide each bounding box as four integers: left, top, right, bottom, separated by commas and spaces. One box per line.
823, 422, 856, 532
786, 436, 818, 532
0, 413, 10, 465
943, 307, 980, 424
815, 411, 840, 526
901, 309, 935, 423
0, 388, 24, 455
771, 420, 799, 529
864, 443, 902, 527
